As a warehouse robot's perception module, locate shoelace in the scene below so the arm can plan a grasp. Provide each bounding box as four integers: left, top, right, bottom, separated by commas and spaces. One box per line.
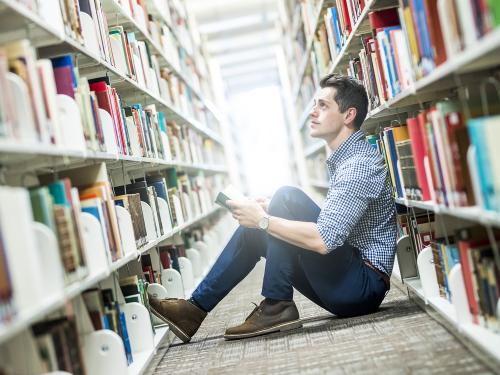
245, 302, 263, 321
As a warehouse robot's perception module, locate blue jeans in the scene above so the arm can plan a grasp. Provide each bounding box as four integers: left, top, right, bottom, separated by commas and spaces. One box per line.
192, 186, 388, 317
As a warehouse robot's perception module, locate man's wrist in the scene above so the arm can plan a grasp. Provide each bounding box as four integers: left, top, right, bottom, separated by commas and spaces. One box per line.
258, 214, 271, 231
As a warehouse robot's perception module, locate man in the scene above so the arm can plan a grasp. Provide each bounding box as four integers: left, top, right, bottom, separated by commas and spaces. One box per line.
148, 73, 397, 343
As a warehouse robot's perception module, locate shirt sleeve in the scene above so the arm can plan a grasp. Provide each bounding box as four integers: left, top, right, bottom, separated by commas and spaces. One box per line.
317, 156, 387, 252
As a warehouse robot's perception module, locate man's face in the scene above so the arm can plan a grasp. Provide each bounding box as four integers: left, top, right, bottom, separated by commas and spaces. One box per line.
308, 87, 346, 141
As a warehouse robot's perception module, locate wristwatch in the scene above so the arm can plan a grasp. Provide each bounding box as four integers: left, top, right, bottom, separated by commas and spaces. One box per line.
258, 215, 270, 231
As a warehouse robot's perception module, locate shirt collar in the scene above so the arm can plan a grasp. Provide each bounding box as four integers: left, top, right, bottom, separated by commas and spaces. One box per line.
326, 130, 364, 169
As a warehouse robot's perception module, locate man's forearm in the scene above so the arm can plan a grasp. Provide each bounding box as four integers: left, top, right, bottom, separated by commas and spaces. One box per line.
266, 216, 328, 254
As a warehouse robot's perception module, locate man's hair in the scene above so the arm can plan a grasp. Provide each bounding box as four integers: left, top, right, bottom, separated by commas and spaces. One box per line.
319, 73, 368, 129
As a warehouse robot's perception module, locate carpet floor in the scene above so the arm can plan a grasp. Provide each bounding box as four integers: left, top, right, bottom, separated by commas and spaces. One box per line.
145, 261, 492, 374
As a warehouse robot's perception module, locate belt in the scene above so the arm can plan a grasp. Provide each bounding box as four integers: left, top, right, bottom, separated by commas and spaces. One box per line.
364, 260, 390, 290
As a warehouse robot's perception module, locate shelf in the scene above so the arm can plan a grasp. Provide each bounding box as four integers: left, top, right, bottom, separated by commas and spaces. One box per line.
297, 96, 314, 131
294, 0, 398, 128
0, 206, 221, 346
403, 276, 500, 364
304, 141, 326, 157
102, 0, 220, 124
128, 326, 170, 375
291, 0, 325, 99
0, 0, 223, 146
363, 27, 500, 129
0, 141, 227, 175
394, 197, 500, 229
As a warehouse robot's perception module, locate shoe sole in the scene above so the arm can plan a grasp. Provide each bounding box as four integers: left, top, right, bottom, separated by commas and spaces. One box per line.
150, 305, 191, 343
223, 319, 302, 340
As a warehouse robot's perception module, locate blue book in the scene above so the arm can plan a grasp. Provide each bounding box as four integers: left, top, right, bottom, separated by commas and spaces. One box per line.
468, 118, 494, 210
330, 7, 342, 51
385, 129, 404, 198
414, 0, 435, 74
48, 180, 71, 206
118, 309, 133, 365
383, 27, 402, 96
81, 206, 101, 223
158, 112, 166, 133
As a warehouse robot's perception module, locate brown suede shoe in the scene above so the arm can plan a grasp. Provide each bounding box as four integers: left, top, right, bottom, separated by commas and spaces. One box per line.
224, 299, 302, 340
148, 296, 207, 343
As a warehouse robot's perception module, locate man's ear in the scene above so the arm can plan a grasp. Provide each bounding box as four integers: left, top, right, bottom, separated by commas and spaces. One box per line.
344, 107, 357, 128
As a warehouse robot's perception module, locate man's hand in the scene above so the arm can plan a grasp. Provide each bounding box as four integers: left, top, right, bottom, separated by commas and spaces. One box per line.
227, 199, 267, 228
255, 197, 270, 213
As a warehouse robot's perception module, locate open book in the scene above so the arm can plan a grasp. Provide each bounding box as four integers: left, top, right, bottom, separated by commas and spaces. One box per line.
215, 185, 246, 210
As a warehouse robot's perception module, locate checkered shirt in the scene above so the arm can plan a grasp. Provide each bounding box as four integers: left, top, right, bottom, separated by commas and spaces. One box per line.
316, 130, 397, 276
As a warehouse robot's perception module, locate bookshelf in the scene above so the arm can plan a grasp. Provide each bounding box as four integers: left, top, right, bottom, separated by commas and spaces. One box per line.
0, 0, 223, 144
0, 0, 235, 374
282, 0, 500, 369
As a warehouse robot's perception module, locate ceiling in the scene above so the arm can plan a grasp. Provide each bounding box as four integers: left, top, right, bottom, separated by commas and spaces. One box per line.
186, 0, 282, 94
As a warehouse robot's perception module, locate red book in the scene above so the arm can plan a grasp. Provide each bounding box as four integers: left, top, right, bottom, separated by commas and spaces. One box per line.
444, 112, 466, 205
417, 111, 438, 200
340, 0, 352, 34
368, 8, 400, 30
52, 65, 75, 98
109, 88, 127, 154
423, 0, 447, 65
407, 117, 431, 200
368, 8, 400, 101
458, 239, 481, 324
89, 81, 123, 153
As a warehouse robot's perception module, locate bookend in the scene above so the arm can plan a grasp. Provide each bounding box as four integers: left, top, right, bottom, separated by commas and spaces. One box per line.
416, 246, 439, 302
186, 248, 202, 279
140, 201, 157, 242
396, 235, 418, 279
115, 205, 138, 257
32, 222, 65, 298
79, 12, 101, 57
448, 264, 473, 325
122, 302, 154, 354
82, 330, 128, 375
56, 94, 86, 151
0, 187, 45, 312
98, 108, 119, 155
37, 0, 66, 38
146, 283, 169, 326
156, 197, 173, 234
160, 268, 184, 298
178, 257, 195, 292
203, 232, 219, 258
193, 241, 211, 270
80, 212, 111, 275
6, 72, 37, 143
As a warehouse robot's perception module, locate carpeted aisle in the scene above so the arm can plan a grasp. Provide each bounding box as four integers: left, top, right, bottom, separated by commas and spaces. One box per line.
145, 260, 492, 374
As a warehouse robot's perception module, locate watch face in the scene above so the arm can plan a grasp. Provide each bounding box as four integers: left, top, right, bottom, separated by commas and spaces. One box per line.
259, 216, 269, 230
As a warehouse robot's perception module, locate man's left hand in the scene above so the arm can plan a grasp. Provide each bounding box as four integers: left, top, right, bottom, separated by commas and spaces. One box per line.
226, 199, 267, 228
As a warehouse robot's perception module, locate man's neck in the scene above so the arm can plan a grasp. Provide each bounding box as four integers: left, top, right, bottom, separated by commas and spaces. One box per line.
326, 127, 356, 152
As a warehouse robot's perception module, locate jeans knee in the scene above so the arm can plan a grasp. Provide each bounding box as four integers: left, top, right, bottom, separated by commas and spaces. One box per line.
268, 186, 302, 216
